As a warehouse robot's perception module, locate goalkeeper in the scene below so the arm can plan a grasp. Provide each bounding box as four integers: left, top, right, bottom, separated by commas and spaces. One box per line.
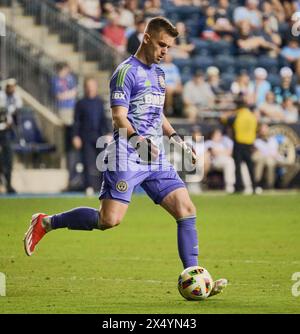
24, 17, 226, 296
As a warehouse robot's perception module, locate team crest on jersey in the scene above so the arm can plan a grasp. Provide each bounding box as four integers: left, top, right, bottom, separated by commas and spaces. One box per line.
116, 180, 128, 193
144, 79, 151, 87
158, 75, 165, 88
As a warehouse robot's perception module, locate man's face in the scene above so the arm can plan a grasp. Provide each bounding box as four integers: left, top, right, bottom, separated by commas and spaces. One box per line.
194, 75, 204, 85
260, 124, 269, 138
59, 66, 70, 78
85, 79, 98, 98
144, 31, 175, 64
6, 85, 15, 95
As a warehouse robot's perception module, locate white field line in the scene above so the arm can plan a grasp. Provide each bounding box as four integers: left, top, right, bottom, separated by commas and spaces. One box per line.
0, 256, 299, 265
7, 275, 282, 288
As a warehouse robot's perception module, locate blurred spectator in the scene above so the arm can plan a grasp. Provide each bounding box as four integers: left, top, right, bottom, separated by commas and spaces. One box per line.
233, 0, 262, 29
258, 91, 285, 122
261, 1, 280, 32
267, 0, 285, 24
251, 67, 271, 107
170, 22, 195, 59
73, 77, 110, 195
296, 78, 300, 103
206, 66, 233, 109
0, 79, 20, 194
214, 0, 235, 40
222, 94, 257, 193
235, 20, 279, 56
124, 0, 139, 13
281, 96, 299, 123
0, 78, 23, 115
158, 53, 183, 116
206, 66, 224, 95
52, 62, 77, 126
192, 125, 210, 178
281, 39, 300, 77
231, 70, 255, 105
281, 0, 296, 18
101, 1, 117, 17
205, 128, 235, 193
252, 123, 281, 189
186, 125, 207, 195
126, 18, 146, 55
273, 66, 297, 104
172, 0, 203, 5
201, 5, 221, 41
143, 0, 165, 18
53, 0, 74, 14
118, 1, 136, 32
256, 14, 281, 56
183, 70, 215, 121
75, 0, 102, 29
102, 11, 127, 53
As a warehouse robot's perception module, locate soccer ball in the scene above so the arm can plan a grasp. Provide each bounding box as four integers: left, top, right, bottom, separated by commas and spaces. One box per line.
178, 266, 213, 300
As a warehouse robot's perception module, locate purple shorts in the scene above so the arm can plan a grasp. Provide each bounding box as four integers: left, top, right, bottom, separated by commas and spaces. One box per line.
99, 165, 185, 205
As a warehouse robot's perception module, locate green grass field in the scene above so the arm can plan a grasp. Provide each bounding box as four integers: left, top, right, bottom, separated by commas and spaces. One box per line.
0, 193, 300, 314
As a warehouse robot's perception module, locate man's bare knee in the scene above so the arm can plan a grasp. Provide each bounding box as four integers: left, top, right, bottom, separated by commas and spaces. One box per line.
183, 202, 197, 217
175, 201, 196, 219
99, 212, 122, 230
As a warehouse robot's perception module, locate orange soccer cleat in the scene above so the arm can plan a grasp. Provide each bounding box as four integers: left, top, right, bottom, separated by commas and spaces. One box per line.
24, 213, 48, 256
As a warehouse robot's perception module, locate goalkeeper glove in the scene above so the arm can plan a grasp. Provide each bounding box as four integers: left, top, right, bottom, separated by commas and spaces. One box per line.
169, 133, 197, 165
129, 132, 159, 164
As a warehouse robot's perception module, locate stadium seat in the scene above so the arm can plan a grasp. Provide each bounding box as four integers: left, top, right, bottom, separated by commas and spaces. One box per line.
180, 70, 192, 84
192, 56, 214, 71
209, 40, 233, 56
190, 38, 211, 56
257, 56, 279, 74
236, 55, 257, 73
173, 58, 193, 76
12, 108, 56, 167
267, 73, 281, 87
214, 55, 235, 74
221, 72, 236, 89
167, 5, 201, 22
185, 19, 200, 38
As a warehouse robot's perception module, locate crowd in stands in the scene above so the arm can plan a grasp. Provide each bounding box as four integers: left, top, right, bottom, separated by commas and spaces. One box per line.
50, 0, 300, 122
2, 0, 300, 194
28, 1, 300, 193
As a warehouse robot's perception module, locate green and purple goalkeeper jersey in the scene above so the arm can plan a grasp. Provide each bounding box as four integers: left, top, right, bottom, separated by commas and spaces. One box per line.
110, 55, 166, 152
99, 55, 185, 205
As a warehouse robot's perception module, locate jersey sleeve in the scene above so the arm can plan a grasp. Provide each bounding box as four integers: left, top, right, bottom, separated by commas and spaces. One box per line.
110, 64, 134, 109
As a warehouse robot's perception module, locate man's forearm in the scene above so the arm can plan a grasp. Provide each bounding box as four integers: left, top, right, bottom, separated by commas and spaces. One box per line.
162, 114, 176, 137
113, 116, 136, 138
112, 106, 136, 139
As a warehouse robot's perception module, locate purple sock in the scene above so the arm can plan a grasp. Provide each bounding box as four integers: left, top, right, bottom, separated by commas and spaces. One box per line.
51, 207, 99, 230
177, 216, 199, 268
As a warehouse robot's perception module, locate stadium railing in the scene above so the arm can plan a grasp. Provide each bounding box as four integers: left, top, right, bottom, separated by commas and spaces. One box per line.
0, 1, 59, 112
15, 0, 123, 74
1, 25, 58, 112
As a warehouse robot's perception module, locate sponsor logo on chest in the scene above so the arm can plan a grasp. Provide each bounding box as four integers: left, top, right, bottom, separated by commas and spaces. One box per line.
143, 93, 165, 107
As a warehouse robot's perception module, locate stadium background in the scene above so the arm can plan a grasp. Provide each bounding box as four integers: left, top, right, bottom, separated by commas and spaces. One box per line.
0, 0, 300, 194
